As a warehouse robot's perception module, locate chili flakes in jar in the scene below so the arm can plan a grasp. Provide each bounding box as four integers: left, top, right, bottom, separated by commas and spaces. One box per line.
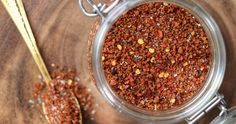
102, 2, 211, 110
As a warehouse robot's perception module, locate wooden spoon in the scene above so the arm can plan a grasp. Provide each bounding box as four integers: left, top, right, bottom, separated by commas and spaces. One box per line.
1, 0, 82, 123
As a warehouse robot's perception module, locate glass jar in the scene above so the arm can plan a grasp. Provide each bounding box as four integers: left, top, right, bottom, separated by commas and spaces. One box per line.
211, 107, 236, 124
79, 0, 226, 123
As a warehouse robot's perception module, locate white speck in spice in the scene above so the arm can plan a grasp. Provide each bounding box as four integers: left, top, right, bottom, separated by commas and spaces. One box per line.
135, 69, 141, 75
191, 31, 195, 36
159, 72, 165, 78
174, 73, 178, 77
38, 75, 43, 80
154, 104, 157, 110
67, 79, 73, 85
117, 44, 122, 50
170, 98, 176, 104
51, 106, 57, 111
87, 88, 92, 92
37, 97, 42, 104
51, 63, 56, 67
169, 17, 174, 21
187, 35, 192, 42
59, 80, 66, 84
163, 2, 169, 6
28, 99, 34, 104
138, 39, 144, 45
165, 47, 170, 52
91, 110, 96, 115
111, 60, 116, 66
75, 76, 80, 82
164, 73, 169, 78
150, 57, 155, 63
171, 60, 175, 64
148, 48, 155, 53
102, 56, 105, 61
140, 100, 145, 104
95, 104, 99, 107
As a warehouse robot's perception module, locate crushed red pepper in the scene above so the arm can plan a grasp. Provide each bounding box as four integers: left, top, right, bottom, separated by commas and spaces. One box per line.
42, 78, 82, 124
102, 2, 211, 110
33, 65, 95, 123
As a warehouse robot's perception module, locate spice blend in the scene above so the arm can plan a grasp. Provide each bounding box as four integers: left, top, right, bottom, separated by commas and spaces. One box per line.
42, 78, 82, 124
33, 65, 95, 124
102, 2, 211, 110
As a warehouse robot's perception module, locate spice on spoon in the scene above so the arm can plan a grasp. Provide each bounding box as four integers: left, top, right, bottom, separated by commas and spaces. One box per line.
42, 79, 82, 124
33, 65, 95, 124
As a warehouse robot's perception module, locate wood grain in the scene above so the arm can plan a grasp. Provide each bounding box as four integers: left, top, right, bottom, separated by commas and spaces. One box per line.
0, 0, 235, 124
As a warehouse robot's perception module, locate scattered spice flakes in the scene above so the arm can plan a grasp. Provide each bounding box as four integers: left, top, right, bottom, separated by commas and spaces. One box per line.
73, 83, 95, 120
33, 82, 45, 98
33, 65, 95, 123
102, 2, 211, 111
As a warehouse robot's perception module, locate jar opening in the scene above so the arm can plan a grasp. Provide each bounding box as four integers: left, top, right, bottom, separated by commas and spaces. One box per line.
92, 0, 226, 122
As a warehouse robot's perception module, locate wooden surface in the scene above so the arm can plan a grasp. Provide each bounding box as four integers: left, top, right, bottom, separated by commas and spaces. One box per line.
0, 0, 236, 124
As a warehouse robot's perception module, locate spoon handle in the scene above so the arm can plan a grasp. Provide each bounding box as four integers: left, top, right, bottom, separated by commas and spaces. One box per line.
1, 0, 51, 83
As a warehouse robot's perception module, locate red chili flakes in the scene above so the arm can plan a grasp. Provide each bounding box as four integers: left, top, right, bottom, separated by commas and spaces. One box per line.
33, 65, 95, 123
42, 79, 81, 124
102, 2, 211, 110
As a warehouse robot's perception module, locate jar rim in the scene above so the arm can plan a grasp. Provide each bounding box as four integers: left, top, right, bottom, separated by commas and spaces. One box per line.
92, 0, 226, 123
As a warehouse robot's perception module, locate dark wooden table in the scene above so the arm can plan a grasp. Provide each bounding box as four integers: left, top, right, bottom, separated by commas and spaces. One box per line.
0, 0, 236, 124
